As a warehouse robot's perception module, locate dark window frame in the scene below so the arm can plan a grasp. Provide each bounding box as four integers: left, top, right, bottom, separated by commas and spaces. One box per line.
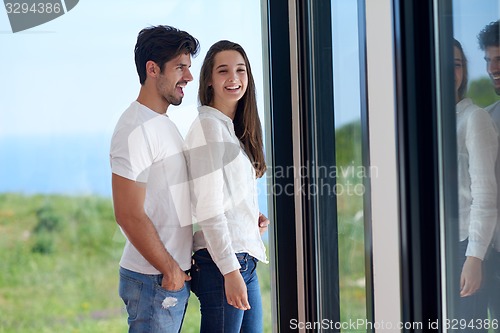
265, 0, 374, 331
264, 0, 299, 331
392, 0, 456, 330
295, 0, 340, 324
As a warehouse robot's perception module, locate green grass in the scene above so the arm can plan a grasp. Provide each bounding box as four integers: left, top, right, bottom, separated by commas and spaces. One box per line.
336, 184, 367, 327
0, 193, 272, 333
336, 121, 368, 328
0, 193, 127, 333
0, 180, 361, 333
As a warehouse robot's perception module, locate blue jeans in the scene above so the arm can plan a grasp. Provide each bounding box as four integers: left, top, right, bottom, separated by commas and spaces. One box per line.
119, 267, 190, 333
191, 249, 263, 333
485, 249, 500, 333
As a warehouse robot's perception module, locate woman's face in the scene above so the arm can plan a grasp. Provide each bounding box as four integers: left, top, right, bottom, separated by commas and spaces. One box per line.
210, 50, 248, 107
454, 46, 464, 101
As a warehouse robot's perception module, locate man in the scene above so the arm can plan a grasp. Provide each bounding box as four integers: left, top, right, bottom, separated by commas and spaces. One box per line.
110, 25, 199, 332
478, 20, 500, 330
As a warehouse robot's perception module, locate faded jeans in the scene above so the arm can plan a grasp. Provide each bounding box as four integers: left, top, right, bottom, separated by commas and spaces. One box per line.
119, 266, 190, 333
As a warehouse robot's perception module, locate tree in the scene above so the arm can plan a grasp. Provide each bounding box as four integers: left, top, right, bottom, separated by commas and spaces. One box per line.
467, 76, 500, 108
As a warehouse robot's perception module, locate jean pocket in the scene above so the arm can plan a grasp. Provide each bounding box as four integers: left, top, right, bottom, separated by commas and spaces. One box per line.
119, 272, 143, 321
154, 283, 189, 328
156, 283, 187, 294
155, 283, 189, 312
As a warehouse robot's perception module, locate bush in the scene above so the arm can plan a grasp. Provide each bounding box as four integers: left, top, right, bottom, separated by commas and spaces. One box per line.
33, 205, 61, 234
31, 231, 55, 254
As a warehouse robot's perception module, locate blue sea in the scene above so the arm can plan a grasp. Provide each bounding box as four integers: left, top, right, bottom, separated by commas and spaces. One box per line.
0, 134, 112, 197
0, 134, 268, 215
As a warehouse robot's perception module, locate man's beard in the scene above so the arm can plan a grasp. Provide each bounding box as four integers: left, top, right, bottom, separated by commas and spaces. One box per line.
168, 96, 183, 106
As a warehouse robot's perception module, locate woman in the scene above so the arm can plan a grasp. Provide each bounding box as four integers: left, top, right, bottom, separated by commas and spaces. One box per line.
454, 38, 498, 330
184, 40, 269, 332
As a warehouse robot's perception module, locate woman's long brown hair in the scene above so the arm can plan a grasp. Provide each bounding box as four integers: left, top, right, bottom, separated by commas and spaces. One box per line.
454, 38, 469, 101
198, 40, 267, 178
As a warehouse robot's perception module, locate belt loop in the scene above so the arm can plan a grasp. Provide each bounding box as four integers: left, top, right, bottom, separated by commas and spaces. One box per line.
238, 253, 249, 272
249, 257, 258, 275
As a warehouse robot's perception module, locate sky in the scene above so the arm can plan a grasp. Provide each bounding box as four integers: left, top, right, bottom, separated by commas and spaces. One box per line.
0, 0, 268, 197
1, 0, 499, 136
0, 0, 499, 196
331, 0, 362, 129
0, 0, 366, 142
453, 0, 500, 80
0, 0, 265, 138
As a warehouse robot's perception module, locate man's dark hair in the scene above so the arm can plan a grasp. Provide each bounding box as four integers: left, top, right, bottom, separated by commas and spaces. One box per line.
134, 25, 199, 85
478, 20, 500, 51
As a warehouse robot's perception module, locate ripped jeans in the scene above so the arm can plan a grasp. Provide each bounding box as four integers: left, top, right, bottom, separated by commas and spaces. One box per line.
119, 266, 190, 333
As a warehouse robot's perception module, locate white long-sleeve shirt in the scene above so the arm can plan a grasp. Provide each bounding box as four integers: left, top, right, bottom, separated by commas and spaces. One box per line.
184, 105, 268, 275
456, 98, 498, 259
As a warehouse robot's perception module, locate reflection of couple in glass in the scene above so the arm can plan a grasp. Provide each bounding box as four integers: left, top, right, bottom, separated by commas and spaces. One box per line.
454, 20, 500, 332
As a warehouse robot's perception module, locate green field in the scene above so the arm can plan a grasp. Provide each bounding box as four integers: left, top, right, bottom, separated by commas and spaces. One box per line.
0, 120, 370, 332
0, 193, 272, 333
0, 123, 367, 332
0, 190, 364, 332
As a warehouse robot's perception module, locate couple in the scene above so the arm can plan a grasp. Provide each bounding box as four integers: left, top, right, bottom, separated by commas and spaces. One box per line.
454, 20, 500, 332
109, 25, 269, 333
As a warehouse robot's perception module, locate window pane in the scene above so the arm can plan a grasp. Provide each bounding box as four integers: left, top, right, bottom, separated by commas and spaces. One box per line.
331, 0, 368, 327
445, 0, 500, 328
0, 1, 269, 332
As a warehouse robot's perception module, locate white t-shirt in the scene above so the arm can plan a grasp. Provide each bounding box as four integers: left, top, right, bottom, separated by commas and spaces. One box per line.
184, 105, 268, 275
110, 101, 193, 273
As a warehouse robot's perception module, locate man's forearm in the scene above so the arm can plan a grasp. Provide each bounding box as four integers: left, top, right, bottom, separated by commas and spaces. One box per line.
117, 213, 180, 275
